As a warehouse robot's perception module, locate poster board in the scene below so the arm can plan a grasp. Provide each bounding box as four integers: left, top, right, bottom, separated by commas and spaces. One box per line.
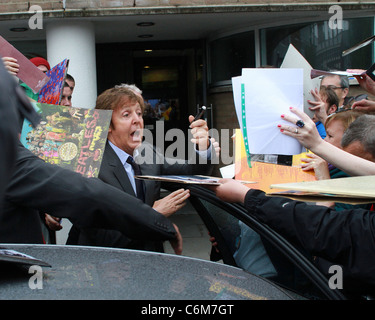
0, 35, 50, 93
269, 175, 375, 198
280, 44, 320, 118
234, 129, 316, 193
38, 59, 69, 105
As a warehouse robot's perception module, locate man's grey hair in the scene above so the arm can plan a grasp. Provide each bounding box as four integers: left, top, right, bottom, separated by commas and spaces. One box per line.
338, 75, 350, 89
115, 83, 143, 95
341, 114, 375, 158
322, 74, 349, 89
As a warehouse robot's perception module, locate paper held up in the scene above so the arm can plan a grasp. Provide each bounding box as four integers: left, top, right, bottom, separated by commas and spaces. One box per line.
0, 35, 50, 93
280, 44, 320, 118
232, 68, 305, 156
311, 68, 363, 79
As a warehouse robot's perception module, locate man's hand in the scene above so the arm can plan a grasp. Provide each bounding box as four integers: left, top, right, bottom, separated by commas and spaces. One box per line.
210, 137, 220, 158
348, 69, 375, 96
189, 115, 209, 150
169, 223, 183, 255
45, 214, 63, 231
152, 189, 190, 218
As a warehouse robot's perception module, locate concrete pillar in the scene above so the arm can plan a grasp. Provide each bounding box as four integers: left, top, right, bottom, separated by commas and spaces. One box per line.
46, 21, 97, 244
46, 21, 97, 109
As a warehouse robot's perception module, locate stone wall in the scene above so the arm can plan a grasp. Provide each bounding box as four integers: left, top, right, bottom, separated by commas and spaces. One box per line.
0, 0, 373, 14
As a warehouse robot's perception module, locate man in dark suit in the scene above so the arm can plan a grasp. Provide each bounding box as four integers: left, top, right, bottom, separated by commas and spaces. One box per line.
0, 59, 40, 216
0, 62, 182, 252
2, 142, 182, 252
68, 85, 217, 251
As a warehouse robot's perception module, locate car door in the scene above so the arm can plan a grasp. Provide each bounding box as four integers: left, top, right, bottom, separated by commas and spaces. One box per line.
164, 183, 347, 300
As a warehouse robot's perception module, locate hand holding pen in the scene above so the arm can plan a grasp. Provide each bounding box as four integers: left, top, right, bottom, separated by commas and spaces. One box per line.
193, 105, 206, 122
189, 106, 209, 150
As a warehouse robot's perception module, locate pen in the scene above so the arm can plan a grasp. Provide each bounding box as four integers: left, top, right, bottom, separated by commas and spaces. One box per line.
193, 106, 206, 122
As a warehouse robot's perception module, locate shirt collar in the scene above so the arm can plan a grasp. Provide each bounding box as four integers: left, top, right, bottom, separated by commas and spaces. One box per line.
108, 140, 139, 165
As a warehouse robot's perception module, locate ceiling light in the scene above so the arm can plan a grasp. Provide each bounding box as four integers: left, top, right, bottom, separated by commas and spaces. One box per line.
137, 22, 155, 27
138, 34, 153, 39
10, 27, 28, 32
144, 49, 153, 53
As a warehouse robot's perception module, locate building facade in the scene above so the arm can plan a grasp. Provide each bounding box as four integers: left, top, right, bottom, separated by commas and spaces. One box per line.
1, 1, 374, 165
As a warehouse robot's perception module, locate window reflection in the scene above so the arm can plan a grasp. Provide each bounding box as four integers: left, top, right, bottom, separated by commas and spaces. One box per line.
209, 31, 255, 84
261, 18, 374, 70
208, 17, 374, 85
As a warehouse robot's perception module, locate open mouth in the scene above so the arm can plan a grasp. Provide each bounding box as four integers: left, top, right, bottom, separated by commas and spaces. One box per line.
131, 129, 142, 142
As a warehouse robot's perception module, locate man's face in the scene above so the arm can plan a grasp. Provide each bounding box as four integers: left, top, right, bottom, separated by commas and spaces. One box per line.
325, 119, 345, 149
60, 87, 73, 106
320, 75, 348, 106
108, 95, 144, 155
343, 141, 375, 162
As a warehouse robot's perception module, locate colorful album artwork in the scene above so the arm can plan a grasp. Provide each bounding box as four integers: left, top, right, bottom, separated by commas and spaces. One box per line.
20, 102, 112, 178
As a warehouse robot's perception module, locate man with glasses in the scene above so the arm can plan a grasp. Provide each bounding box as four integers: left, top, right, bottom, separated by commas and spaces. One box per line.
308, 74, 349, 138
320, 74, 349, 109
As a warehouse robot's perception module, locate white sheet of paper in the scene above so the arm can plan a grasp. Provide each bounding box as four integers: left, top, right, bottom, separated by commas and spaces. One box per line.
232, 68, 304, 155
232, 75, 242, 124
280, 44, 320, 119
219, 164, 235, 178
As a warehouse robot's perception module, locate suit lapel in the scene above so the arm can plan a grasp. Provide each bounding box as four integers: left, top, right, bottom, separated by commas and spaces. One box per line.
101, 142, 136, 197
140, 162, 159, 206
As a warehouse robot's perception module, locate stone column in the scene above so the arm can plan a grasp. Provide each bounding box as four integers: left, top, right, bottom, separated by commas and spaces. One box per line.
46, 20, 97, 109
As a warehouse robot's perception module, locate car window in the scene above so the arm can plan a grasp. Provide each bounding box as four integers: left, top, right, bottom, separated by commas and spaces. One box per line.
184, 187, 344, 300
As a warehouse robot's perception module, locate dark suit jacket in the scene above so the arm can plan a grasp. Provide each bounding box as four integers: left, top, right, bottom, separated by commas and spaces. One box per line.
244, 189, 375, 293
0, 61, 40, 216
0, 143, 177, 244
73, 141, 214, 251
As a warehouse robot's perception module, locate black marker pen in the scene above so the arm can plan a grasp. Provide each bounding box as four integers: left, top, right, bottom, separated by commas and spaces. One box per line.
193, 105, 206, 122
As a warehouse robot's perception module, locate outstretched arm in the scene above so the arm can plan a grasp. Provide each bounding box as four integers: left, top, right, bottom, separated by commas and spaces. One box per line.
278, 107, 375, 176
6, 143, 178, 242
213, 178, 375, 288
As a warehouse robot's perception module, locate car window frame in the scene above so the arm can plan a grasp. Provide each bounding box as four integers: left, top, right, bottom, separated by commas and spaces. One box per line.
163, 183, 347, 300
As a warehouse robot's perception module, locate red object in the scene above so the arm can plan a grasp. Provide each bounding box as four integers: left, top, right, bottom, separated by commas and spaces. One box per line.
30, 57, 51, 70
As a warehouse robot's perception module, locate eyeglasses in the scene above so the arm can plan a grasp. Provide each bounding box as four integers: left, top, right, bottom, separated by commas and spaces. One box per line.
320, 85, 345, 90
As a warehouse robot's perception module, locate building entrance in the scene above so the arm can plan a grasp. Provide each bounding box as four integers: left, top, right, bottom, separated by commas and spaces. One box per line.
96, 41, 205, 152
